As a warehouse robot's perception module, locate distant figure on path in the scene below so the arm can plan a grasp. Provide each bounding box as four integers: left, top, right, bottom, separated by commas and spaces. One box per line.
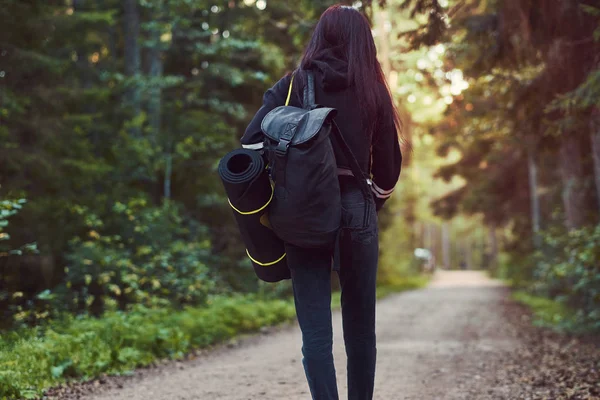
242, 5, 402, 400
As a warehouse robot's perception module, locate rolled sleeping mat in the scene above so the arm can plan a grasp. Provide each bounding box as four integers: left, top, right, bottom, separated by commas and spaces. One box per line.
218, 149, 290, 282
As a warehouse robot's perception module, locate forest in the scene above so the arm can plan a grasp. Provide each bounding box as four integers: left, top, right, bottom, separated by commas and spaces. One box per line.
0, 0, 599, 398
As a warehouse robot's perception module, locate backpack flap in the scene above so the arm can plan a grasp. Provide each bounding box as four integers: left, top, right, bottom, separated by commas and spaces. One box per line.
261, 106, 337, 155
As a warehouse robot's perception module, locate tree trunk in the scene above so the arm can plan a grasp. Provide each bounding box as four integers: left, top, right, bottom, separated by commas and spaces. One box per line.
97, 0, 116, 61
74, 0, 100, 151
559, 134, 586, 230
431, 224, 439, 263
465, 239, 472, 270
459, 241, 467, 270
73, 0, 91, 92
146, 22, 168, 199
123, 0, 141, 137
526, 136, 542, 247
424, 222, 435, 255
145, 7, 172, 200
163, 151, 172, 200
416, 221, 424, 249
591, 113, 600, 215
376, 7, 391, 78
488, 224, 498, 271
442, 222, 450, 269
147, 27, 163, 140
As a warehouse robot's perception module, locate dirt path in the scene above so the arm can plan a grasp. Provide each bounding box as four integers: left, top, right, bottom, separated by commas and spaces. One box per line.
79, 271, 524, 400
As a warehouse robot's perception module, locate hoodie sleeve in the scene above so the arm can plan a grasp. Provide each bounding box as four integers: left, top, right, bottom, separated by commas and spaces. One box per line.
370, 87, 402, 211
241, 75, 293, 150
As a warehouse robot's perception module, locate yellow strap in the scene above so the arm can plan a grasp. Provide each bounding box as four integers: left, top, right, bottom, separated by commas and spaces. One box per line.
285, 75, 294, 106
246, 249, 287, 267
228, 188, 274, 215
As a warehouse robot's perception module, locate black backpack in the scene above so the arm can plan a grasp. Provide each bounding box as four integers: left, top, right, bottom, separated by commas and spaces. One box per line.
261, 71, 368, 248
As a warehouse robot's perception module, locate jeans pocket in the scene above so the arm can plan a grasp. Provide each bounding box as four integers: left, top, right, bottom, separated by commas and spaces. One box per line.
342, 201, 378, 244
350, 222, 378, 245
349, 203, 378, 245
341, 202, 365, 230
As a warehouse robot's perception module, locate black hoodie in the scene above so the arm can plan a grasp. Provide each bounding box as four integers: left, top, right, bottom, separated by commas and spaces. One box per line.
241, 53, 402, 209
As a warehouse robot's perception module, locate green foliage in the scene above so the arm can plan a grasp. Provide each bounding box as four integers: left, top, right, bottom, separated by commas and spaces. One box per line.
0, 5, 430, 399
0, 279, 419, 400
0, 295, 296, 400
532, 225, 600, 332
0, 198, 42, 329
546, 68, 600, 114
513, 291, 580, 333
330, 277, 427, 309
378, 181, 422, 284
1, 0, 347, 329
581, 4, 600, 41
375, 276, 430, 298
0, 199, 37, 256
494, 252, 536, 288
397, 0, 449, 50
391, 0, 599, 336
60, 200, 214, 315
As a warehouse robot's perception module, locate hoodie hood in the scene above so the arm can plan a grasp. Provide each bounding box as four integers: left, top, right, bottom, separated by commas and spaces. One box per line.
305, 48, 349, 92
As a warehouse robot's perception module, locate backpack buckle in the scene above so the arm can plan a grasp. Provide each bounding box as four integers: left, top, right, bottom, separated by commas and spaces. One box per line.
275, 138, 290, 156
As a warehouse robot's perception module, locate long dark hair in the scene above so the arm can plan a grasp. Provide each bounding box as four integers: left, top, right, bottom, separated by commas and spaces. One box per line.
299, 4, 401, 137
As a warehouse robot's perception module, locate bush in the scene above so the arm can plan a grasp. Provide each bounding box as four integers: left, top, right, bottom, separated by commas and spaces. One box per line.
58, 199, 215, 315
377, 189, 422, 286
495, 251, 537, 288
0, 266, 421, 399
513, 291, 579, 332
0, 295, 296, 400
0, 199, 37, 255
533, 224, 600, 332
0, 198, 41, 329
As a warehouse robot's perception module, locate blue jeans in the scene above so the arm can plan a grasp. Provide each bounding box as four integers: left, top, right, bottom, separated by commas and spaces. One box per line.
286, 177, 379, 400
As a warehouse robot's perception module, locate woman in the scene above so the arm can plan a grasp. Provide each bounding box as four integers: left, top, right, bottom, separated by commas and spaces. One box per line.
241, 5, 402, 400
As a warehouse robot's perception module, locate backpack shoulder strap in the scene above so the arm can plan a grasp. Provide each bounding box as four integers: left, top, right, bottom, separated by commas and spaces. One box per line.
285, 75, 294, 106
332, 121, 371, 197
304, 70, 371, 198
303, 71, 316, 110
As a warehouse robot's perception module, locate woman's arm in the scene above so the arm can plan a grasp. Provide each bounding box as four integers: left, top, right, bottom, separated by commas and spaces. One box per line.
371, 96, 402, 211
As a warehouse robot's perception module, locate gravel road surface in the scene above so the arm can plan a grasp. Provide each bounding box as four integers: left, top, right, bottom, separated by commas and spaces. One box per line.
77, 271, 524, 400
